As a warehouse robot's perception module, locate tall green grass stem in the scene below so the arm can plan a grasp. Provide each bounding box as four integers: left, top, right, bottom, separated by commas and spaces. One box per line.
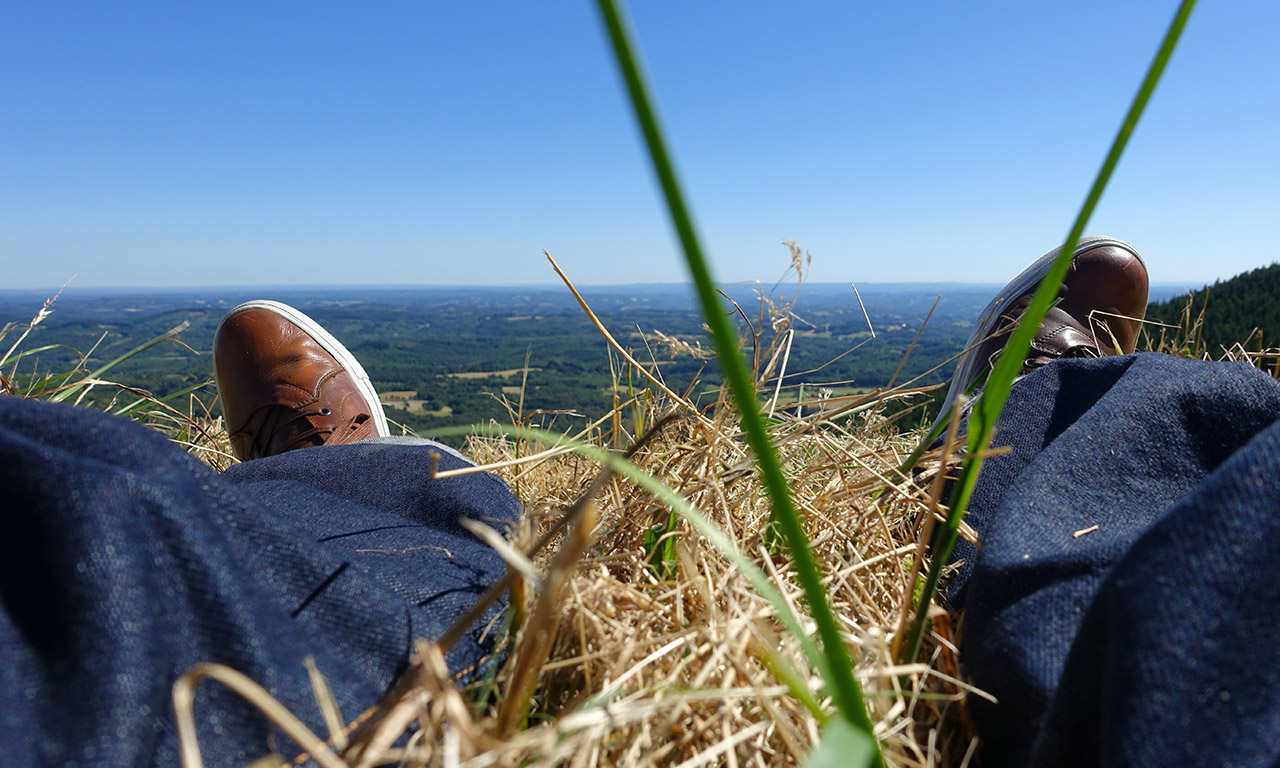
900, 0, 1198, 664
593, 0, 879, 748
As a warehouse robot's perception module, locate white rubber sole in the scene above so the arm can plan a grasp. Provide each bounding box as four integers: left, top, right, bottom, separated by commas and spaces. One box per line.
215, 299, 390, 438
937, 236, 1145, 423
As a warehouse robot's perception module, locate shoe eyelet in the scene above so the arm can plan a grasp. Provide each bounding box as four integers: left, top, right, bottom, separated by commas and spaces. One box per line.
319, 407, 332, 416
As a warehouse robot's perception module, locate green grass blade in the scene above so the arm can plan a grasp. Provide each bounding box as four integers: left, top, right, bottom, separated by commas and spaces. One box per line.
5, 343, 74, 364
803, 718, 879, 768
48, 321, 190, 404
21, 369, 81, 399
593, 0, 879, 750
112, 379, 214, 418
900, 0, 1198, 664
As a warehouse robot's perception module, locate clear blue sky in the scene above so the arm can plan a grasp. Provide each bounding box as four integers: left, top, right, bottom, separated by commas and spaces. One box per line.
2, 1, 1276, 289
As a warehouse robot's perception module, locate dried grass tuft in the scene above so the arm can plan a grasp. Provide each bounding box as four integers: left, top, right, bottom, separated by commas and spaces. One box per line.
456, 391, 979, 768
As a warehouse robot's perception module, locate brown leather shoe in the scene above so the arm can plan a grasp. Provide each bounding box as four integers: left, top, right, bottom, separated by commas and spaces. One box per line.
213, 300, 390, 462
939, 236, 1149, 419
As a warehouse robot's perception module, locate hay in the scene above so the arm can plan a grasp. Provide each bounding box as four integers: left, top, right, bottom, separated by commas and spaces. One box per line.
452, 385, 975, 768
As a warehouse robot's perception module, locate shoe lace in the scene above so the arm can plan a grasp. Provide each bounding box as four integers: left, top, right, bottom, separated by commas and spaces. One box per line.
244, 406, 375, 460
983, 308, 1107, 375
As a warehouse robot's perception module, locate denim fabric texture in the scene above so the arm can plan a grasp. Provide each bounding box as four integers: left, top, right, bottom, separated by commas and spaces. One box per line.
948, 353, 1280, 767
0, 396, 520, 767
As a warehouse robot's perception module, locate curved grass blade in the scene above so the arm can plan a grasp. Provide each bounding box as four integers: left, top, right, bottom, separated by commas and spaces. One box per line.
4, 343, 75, 365
48, 321, 191, 404
112, 379, 214, 418
899, 0, 1199, 664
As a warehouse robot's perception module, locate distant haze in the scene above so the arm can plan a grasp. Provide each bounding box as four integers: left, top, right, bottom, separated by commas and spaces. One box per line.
0, 281, 1205, 310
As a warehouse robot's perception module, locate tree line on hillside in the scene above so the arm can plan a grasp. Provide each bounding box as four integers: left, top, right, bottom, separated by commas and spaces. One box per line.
1146, 263, 1280, 354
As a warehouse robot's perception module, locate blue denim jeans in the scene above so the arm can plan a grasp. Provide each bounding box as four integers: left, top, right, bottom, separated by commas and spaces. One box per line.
949, 353, 1280, 767
0, 397, 520, 766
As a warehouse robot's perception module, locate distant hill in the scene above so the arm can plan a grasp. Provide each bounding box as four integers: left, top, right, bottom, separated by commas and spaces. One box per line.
1146, 263, 1280, 352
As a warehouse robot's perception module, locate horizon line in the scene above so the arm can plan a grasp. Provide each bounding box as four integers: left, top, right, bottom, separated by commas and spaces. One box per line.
0, 279, 1207, 294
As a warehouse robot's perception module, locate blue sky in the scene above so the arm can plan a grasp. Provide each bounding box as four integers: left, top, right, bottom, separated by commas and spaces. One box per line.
2, 1, 1276, 289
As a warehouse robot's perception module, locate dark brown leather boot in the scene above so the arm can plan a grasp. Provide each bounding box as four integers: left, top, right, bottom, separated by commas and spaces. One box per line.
213, 300, 390, 462
939, 236, 1149, 419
